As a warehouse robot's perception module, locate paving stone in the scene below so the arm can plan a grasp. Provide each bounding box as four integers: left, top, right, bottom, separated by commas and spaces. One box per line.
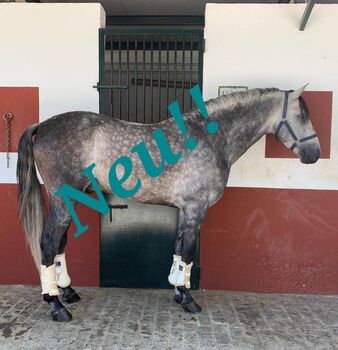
1, 286, 338, 349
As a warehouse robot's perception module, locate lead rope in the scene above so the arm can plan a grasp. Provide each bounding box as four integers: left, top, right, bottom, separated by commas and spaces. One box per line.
2, 112, 13, 168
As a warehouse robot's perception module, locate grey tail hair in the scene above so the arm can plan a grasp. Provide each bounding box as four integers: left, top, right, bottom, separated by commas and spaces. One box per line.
17, 124, 45, 269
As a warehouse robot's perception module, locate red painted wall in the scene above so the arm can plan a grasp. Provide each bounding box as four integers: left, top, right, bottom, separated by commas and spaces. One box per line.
0, 185, 100, 286
199, 91, 336, 294
0, 87, 39, 153
200, 188, 338, 293
0, 87, 100, 287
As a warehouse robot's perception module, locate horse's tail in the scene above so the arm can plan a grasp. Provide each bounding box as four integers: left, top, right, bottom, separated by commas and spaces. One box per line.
17, 124, 45, 270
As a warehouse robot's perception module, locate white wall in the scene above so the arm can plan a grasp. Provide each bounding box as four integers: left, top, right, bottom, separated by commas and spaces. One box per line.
203, 4, 338, 190
0, 3, 105, 183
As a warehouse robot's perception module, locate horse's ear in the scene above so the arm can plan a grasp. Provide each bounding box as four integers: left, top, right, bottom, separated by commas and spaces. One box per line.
290, 84, 309, 99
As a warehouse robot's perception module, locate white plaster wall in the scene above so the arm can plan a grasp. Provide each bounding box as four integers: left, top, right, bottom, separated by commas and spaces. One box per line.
204, 4, 338, 190
0, 3, 105, 183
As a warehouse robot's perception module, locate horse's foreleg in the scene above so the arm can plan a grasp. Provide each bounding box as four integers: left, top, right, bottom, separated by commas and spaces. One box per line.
56, 233, 81, 304
169, 206, 206, 313
40, 197, 73, 322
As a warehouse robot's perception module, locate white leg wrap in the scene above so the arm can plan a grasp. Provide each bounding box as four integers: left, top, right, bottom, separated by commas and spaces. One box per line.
40, 264, 60, 296
54, 253, 71, 288
168, 255, 193, 289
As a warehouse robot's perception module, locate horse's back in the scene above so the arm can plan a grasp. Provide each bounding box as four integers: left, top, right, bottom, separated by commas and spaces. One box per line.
33, 112, 111, 190
32, 111, 161, 191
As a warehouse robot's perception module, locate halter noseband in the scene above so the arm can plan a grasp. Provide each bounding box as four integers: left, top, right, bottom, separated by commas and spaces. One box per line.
275, 91, 318, 151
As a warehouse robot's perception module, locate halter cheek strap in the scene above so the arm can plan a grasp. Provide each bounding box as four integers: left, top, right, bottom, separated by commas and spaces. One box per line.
275, 91, 318, 150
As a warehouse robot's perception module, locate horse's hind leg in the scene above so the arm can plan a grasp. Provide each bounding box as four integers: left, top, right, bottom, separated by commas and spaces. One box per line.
169, 206, 206, 313
56, 231, 81, 304
40, 196, 73, 322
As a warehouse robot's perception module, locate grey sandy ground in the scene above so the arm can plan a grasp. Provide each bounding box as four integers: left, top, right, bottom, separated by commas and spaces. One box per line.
0, 285, 338, 350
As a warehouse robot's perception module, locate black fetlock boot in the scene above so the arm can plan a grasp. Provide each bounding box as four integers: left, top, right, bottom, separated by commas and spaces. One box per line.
43, 294, 72, 322
60, 286, 81, 304
174, 286, 201, 313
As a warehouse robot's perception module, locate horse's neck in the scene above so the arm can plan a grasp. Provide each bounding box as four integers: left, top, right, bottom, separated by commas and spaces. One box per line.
207, 92, 280, 166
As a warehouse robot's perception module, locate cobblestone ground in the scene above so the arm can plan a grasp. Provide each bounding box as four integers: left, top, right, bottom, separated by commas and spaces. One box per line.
1, 286, 338, 350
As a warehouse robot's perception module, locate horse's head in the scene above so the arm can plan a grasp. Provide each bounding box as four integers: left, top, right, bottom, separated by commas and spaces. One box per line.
274, 86, 320, 164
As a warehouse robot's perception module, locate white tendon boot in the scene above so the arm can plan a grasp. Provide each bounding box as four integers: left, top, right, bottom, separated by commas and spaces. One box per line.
40, 264, 60, 296
54, 253, 71, 288
168, 254, 181, 286
168, 254, 193, 289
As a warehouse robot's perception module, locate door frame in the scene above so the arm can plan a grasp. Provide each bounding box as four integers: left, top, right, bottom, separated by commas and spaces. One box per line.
97, 27, 204, 289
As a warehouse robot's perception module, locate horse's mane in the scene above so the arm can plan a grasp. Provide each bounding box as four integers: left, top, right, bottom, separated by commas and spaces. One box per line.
198, 88, 280, 117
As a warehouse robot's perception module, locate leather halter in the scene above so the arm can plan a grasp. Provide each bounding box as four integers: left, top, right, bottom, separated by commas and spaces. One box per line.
275, 91, 318, 151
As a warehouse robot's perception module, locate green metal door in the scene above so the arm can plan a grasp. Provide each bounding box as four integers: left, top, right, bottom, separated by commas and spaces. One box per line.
98, 28, 204, 289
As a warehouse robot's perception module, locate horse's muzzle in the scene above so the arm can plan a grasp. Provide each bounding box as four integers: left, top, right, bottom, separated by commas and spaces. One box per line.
299, 145, 320, 164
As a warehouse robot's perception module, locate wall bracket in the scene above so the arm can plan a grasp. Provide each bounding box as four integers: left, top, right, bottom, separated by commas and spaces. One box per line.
299, 0, 316, 31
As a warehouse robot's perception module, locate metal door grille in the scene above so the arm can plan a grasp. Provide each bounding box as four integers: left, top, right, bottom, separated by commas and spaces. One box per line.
98, 28, 204, 123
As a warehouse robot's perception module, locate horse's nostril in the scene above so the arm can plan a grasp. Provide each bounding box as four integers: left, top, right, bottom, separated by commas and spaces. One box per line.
300, 146, 320, 164
312, 148, 320, 162
308, 150, 319, 163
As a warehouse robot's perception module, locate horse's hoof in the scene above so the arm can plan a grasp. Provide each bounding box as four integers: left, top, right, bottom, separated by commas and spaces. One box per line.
51, 307, 72, 322
61, 286, 81, 304
174, 293, 183, 304
182, 300, 202, 314
44, 294, 73, 322
173, 287, 202, 314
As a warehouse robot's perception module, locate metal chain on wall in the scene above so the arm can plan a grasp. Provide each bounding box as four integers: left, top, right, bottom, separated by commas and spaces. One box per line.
2, 112, 13, 168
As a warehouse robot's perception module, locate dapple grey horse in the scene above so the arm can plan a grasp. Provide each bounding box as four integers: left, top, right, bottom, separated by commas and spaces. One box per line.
17, 86, 320, 321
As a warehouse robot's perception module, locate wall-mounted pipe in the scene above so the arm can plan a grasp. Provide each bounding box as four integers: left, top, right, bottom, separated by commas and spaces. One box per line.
299, 0, 316, 31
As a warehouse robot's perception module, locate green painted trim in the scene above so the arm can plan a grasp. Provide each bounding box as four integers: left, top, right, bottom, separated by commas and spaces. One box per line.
198, 31, 204, 93
100, 28, 203, 35
106, 16, 204, 27
98, 30, 106, 114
